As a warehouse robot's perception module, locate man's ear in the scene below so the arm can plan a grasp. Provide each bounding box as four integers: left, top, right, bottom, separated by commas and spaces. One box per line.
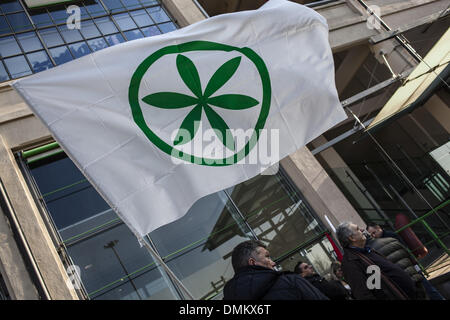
248, 258, 256, 266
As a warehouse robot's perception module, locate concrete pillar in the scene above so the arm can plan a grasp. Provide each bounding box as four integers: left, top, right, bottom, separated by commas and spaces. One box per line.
281, 147, 366, 239
0, 136, 78, 300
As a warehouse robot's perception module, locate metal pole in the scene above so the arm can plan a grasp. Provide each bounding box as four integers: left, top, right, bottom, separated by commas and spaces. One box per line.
139, 236, 195, 300
104, 240, 143, 300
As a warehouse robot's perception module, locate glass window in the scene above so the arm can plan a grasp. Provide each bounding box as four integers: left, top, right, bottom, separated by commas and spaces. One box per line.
141, 25, 160, 38
66, 223, 177, 300
226, 174, 325, 260
130, 9, 152, 28
94, 17, 118, 35
87, 37, 108, 52
49, 46, 73, 65
85, 2, 106, 17
27, 50, 53, 73
0, 15, 12, 35
79, 20, 101, 39
147, 6, 170, 24
68, 41, 91, 59
48, 7, 68, 25
102, 0, 125, 13
0, 61, 9, 81
30, 11, 53, 27
0, 35, 21, 57
39, 27, 64, 47
112, 13, 137, 31
16, 32, 43, 52
123, 29, 143, 41
59, 24, 83, 43
150, 192, 253, 299
4, 55, 31, 78
105, 33, 124, 46
6, 12, 32, 32
158, 22, 176, 34
0, 1, 23, 14
123, 0, 142, 10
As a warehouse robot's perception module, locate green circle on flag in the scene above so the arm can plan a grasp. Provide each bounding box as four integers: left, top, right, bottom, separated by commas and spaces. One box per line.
128, 40, 271, 166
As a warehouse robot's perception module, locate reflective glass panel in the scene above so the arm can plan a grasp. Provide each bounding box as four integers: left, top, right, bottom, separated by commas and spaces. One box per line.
141, 25, 160, 37
39, 27, 64, 48
150, 192, 252, 299
0, 36, 21, 57
69, 42, 91, 59
102, 0, 125, 13
6, 12, 32, 32
49, 46, 73, 65
123, 29, 143, 41
123, 0, 141, 10
87, 37, 108, 52
66, 223, 177, 300
58, 24, 83, 43
27, 50, 53, 72
4, 55, 31, 78
30, 11, 53, 27
112, 13, 137, 31
48, 7, 67, 24
226, 173, 325, 260
0, 61, 9, 81
147, 6, 170, 23
79, 20, 101, 39
105, 33, 124, 46
85, 2, 106, 17
16, 32, 43, 52
158, 22, 176, 34
94, 17, 118, 35
0, 15, 12, 35
130, 9, 152, 28
0, 1, 23, 14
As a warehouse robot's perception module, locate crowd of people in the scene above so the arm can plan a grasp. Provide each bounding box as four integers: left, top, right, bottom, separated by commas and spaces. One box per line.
223, 222, 445, 300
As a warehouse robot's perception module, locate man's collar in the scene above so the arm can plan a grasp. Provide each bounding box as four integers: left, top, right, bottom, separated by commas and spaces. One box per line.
349, 245, 372, 253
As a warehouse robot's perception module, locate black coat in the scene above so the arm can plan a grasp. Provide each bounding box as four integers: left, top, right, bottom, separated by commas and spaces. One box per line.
304, 274, 350, 300
223, 266, 329, 300
341, 247, 416, 300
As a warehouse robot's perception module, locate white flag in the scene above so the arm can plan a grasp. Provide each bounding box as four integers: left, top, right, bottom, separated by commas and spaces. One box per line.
13, 0, 346, 239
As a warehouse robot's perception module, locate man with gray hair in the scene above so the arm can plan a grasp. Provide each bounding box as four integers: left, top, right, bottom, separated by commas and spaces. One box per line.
336, 222, 416, 300
223, 240, 328, 300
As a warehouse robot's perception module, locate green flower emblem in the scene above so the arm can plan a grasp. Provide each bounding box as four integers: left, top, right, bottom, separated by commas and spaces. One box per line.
128, 41, 271, 166
141, 54, 259, 151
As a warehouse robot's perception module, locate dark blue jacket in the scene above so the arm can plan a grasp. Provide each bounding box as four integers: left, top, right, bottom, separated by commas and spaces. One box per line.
223, 265, 329, 300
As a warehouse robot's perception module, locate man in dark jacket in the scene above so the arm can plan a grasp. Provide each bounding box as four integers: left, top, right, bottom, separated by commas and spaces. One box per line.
223, 240, 328, 300
336, 222, 416, 300
366, 223, 405, 245
294, 262, 350, 300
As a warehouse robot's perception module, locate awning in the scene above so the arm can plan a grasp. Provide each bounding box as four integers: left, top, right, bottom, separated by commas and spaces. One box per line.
367, 27, 450, 131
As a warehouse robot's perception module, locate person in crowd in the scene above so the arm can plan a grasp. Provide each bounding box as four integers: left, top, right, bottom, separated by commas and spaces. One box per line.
336, 222, 416, 300
294, 261, 350, 300
223, 240, 328, 300
366, 223, 405, 245
365, 232, 443, 300
329, 260, 353, 299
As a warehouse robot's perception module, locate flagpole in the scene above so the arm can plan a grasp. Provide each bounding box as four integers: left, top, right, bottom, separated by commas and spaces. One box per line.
138, 236, 195, 300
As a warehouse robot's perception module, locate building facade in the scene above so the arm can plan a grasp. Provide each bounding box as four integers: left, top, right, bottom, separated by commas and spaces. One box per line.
0, 0, 448, 300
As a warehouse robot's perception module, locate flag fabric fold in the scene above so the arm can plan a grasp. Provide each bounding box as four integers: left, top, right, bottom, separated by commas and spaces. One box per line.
13, 0, 346, 239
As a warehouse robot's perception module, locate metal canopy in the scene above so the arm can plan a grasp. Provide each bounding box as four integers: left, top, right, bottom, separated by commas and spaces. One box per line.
367, 28, 450, 131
